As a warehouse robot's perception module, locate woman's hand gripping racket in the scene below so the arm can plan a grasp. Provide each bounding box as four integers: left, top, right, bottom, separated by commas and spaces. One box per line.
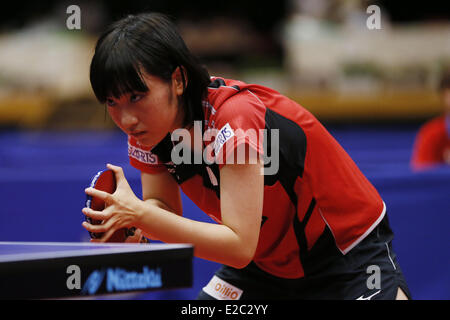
83, 166, 148, 243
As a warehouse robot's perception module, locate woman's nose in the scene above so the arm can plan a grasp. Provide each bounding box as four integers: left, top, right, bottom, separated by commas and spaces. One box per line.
121, 111, 139, 129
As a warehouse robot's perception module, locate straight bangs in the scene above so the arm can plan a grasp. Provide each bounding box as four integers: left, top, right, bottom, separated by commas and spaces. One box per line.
90, 12, 211, 127
90, 43, 148, 103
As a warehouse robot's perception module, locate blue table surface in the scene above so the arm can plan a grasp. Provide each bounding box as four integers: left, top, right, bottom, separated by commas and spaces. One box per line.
0, 242, 128, 255
0, 242, 191, 258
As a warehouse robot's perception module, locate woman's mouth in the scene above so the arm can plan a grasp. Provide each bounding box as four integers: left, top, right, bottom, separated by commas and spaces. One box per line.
130, 131, 147, 138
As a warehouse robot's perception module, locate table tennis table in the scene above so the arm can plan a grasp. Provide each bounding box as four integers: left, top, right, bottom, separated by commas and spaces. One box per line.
0, 241, 193, 299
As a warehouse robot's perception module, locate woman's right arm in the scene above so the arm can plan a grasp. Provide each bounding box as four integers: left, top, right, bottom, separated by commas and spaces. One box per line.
139, 170, 182, 239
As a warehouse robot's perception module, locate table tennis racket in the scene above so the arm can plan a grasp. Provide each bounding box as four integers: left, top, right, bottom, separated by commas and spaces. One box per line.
85, 169, 135, 242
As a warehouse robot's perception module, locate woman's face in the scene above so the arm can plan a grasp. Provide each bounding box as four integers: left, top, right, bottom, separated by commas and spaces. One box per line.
106, 69, 185, 148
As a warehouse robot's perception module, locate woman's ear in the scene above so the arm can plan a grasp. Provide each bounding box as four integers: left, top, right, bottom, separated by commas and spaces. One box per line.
172, 66, 187, 96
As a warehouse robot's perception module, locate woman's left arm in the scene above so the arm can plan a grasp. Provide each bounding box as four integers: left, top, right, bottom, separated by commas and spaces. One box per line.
217, 161, 264, 266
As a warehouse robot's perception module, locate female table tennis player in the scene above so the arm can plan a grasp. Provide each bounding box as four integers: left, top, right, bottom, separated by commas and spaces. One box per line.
82, 13, 411, 300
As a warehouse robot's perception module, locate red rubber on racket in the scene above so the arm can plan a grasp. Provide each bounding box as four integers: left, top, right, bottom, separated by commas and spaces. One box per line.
85, 169, 130, 242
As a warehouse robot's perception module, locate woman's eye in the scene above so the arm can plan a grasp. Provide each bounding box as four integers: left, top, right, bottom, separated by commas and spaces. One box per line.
130, 94, 143, 103
106, 99, 116, 107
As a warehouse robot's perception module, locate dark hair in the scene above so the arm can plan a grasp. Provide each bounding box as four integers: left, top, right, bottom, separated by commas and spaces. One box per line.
89, 13, 210, 127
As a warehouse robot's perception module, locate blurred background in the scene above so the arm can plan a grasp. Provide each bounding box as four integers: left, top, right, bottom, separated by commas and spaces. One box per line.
0, 0, 448, 300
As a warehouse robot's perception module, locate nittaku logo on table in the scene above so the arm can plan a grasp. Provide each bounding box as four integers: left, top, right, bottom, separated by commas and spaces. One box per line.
80, 266, 162, 295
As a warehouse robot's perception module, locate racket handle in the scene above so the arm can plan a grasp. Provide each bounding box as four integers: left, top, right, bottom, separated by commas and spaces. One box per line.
124, 227, 151, 244
125, 227, 137, 237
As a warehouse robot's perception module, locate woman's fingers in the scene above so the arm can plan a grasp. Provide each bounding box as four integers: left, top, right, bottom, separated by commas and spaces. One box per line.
89, 226, 118, 243
85, 187, 113, 204
106, 163, 127, 187
82, 220, 106, 233
82, 207, 108, 221
82, 216, 115, 234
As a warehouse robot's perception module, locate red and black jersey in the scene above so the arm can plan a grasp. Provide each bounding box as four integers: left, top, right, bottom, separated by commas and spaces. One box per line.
129, 77, 385, 279
411, 116, 450, 169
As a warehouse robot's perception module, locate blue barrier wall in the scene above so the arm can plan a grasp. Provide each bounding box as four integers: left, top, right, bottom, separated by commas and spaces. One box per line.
0, 125, 448, 299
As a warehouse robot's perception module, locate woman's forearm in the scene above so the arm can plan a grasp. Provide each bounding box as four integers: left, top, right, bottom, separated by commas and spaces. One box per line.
143, 198, 181, 215
138, 199, 179, 241
134, 201, 254, 268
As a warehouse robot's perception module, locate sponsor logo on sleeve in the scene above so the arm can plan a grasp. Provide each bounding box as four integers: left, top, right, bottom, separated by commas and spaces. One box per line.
214, 123, 235, 156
